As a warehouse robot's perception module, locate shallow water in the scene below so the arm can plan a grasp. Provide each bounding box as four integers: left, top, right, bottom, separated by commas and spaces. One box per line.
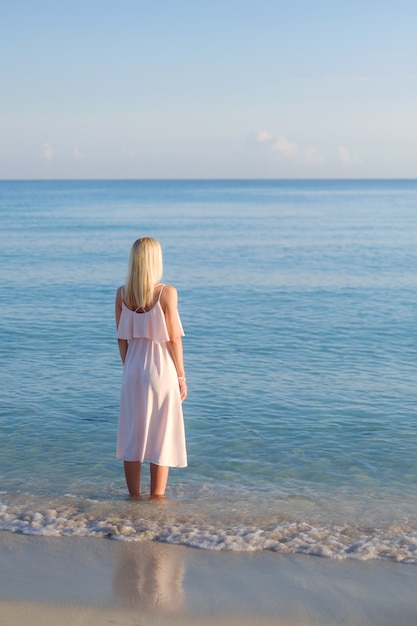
1, 179, 417, 561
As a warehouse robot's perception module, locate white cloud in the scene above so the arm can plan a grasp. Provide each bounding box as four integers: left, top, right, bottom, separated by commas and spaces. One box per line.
303, 145, 324, 164
73, 147, 84, 160
256, 129, 273, 142
247, 130, 356, 171
43, 142, 54, 161
273, 135, 298, 159
338, 145, 361, 166
122, 148, 136, 157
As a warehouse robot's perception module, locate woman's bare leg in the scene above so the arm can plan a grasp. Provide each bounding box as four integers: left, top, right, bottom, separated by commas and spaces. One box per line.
124, 461, 141, 496
150, 463, 169, 496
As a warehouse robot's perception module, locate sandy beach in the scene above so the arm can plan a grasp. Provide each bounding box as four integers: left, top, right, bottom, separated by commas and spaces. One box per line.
1, 531, 417, 626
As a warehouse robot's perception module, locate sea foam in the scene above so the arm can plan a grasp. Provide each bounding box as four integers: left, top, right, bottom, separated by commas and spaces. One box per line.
1, 495, 417, 563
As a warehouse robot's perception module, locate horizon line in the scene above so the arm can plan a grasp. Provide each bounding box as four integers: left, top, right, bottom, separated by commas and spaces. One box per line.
1, 177, 417, 183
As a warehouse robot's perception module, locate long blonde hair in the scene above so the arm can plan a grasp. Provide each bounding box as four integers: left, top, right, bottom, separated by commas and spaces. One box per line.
124, 237, 163, 310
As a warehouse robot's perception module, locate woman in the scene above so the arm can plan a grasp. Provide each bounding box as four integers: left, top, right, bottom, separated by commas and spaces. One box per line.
115, 237, 187, 497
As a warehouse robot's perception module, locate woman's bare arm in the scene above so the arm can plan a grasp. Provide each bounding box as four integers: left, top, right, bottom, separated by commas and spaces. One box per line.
115, 286, 128, 364
161, 285, 187, 401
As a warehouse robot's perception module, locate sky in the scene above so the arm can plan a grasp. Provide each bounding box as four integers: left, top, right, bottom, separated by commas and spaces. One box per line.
1, 0, 417, 179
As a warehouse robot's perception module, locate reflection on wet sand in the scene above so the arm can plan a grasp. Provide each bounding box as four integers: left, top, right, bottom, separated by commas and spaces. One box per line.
113, 541, 185, 614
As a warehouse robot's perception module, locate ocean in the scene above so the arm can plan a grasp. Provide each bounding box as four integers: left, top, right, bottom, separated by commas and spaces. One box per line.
1, 179, 416, 562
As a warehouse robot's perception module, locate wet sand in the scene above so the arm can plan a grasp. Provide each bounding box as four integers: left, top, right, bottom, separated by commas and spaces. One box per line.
1, 531, 417, 625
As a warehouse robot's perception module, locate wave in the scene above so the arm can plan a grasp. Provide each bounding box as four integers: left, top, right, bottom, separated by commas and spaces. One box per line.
1, 492, 417, 564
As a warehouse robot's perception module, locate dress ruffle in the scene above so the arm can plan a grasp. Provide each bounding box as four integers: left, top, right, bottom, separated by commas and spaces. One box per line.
117, 301, 184, 343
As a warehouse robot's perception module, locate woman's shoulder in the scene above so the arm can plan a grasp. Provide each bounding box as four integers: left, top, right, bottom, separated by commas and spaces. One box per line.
161, 283, 177, 296
159, 284, 178, 308
116, 285, 125, 303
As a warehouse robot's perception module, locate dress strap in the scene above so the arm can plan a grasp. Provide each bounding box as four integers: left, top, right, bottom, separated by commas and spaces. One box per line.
158, 284, 166, 301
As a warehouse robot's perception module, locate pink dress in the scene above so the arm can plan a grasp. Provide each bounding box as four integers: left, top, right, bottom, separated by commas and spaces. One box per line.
116, 286, 187, 467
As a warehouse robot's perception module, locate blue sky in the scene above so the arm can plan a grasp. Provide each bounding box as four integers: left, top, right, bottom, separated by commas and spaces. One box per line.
1, 0, 417, 178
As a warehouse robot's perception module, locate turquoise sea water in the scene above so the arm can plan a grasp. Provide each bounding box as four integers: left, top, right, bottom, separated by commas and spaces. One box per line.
1, 179, 417, 561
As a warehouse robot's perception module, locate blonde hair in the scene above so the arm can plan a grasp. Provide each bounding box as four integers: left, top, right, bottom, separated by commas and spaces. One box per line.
124, 237, 163, 310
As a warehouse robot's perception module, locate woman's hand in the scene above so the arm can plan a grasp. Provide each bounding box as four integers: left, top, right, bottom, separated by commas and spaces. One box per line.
178, 376, 187, 402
